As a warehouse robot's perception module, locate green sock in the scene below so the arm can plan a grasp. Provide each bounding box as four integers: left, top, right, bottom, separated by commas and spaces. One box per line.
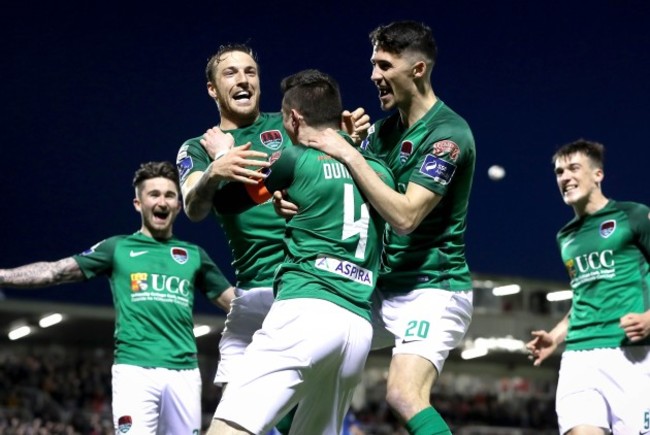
274, 405, 297, 435
405, 406, 451, 435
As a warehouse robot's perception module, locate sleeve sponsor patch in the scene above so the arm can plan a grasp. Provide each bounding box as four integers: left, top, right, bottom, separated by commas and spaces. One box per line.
177, 156, 193, 183
80, 240, 105, 256
432, 140, 460, 161
176, 143, 189, 161
419, 154, 456, 185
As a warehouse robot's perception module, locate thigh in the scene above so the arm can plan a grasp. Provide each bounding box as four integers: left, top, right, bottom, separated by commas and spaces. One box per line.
159, 368, 202, 435
557, 351, 608, 433
215, 286, 274, 385
215, 299, 371, 435
382, 289, 473, 374
291, 311, 372, 435
566, 346, 650, 434
607, 346, 650, 434
112, 364, 160, 435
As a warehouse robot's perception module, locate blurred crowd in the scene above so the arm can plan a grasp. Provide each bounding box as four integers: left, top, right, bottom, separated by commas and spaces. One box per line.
0, 345, 558, 434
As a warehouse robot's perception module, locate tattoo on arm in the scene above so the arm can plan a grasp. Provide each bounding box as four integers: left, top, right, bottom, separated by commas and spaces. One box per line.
0, 257, 85, 289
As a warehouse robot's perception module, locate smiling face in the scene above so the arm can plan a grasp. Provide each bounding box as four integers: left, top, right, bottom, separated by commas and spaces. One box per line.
133, 177, 181, 239
207, 50, 260, 129
554, 152, 604, 211
370, 46, 419, 112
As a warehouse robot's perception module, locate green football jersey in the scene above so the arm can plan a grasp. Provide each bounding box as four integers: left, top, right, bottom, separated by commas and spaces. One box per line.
265, 135, 396, 321
176, 113, 289, 289
557, 200, 650, 350
361, 99, 475, 292
73, 232, 231, 369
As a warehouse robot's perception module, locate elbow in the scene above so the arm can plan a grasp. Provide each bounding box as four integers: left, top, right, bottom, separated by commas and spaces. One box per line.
390, 216, 419, 236
183, 204, 208, 222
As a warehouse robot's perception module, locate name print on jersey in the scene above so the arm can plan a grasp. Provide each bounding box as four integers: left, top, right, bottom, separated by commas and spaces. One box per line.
564, 249, 616, 285
130, 272, 192, 307
322, 161, 352, 180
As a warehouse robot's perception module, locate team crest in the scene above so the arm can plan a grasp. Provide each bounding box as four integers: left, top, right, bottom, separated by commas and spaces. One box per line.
599, 220, 616, 238
117, 415, 132, 433
260, 130, 283, 150
432, 140, 460, 161
399, 141, 413, 164
171, 247, 189, 264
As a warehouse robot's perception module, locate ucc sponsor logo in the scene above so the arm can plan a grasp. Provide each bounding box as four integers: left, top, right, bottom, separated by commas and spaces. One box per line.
565, 250, 615, 284
130, 273, 191, 297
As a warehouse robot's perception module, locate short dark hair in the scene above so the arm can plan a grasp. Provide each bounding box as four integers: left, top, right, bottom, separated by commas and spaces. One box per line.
205, 43, 257, 83
280, 69, 342, 129
370, 20, 438, 68
552, 139, 605, 169
132, 161, 180, 194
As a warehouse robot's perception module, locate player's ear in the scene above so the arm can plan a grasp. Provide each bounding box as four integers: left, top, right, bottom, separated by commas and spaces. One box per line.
207, 81, 218, 100
133, 196, 142, 213
594, 167, 604, 185
290, 109, 302, 129
412, 60, 427, 78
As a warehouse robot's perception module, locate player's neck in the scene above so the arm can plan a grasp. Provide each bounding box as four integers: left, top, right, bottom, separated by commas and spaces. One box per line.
139, 227, 173, 241
573, 192, 608, 217
399, 90, 437, 128
219, 112, 259, 131
297, 125, 336, 145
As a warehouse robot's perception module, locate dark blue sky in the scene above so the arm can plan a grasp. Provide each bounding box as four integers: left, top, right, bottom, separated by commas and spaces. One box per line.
3, 1, 649, 310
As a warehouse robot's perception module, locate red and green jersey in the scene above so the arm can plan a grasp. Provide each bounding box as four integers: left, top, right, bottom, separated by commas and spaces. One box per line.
176, 113, 289, 289
558, 200, 650, 350
73, 231, 231, 369
361, 99, 475, 293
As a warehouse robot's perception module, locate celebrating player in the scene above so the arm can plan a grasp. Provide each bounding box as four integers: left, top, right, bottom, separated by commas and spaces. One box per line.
206, 69, 395, 434
0, 161, 235, 434
527, 139, 650, 434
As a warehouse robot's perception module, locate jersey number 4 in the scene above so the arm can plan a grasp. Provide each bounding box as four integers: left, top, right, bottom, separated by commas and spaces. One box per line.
342, 183, 370, 260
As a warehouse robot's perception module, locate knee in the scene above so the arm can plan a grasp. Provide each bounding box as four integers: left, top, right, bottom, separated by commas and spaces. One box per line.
385, 383, 410, 414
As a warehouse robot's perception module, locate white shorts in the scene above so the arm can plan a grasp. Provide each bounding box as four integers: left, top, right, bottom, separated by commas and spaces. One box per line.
214, 286, 275, 386
214, 298, 372, 435
556, 345, 650, 434
371, 288, 473, 374
112, 364, 201, 435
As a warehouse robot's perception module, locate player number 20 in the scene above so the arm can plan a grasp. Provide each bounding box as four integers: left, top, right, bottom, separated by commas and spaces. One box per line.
405, 320, 430, 339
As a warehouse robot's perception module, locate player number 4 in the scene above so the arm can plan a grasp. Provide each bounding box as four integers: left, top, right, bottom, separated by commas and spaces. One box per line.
342, 183, 370, 259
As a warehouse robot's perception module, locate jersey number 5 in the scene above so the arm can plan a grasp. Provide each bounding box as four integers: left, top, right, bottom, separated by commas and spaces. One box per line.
342, 183, 370, 260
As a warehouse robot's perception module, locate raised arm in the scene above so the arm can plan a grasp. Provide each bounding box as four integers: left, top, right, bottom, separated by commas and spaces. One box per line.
308, 129, 439, 235
181, 128, 271, 222
0, 257, 85, 289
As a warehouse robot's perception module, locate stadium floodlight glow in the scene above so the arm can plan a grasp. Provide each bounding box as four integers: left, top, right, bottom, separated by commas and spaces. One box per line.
472, 279, 494, 289
8, 325, 33, 341
193, 325, 211, 338
492, 284, 521, 296
546, 290, 573, 302
39, 313, 63, 328
461, 347, 488, 360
